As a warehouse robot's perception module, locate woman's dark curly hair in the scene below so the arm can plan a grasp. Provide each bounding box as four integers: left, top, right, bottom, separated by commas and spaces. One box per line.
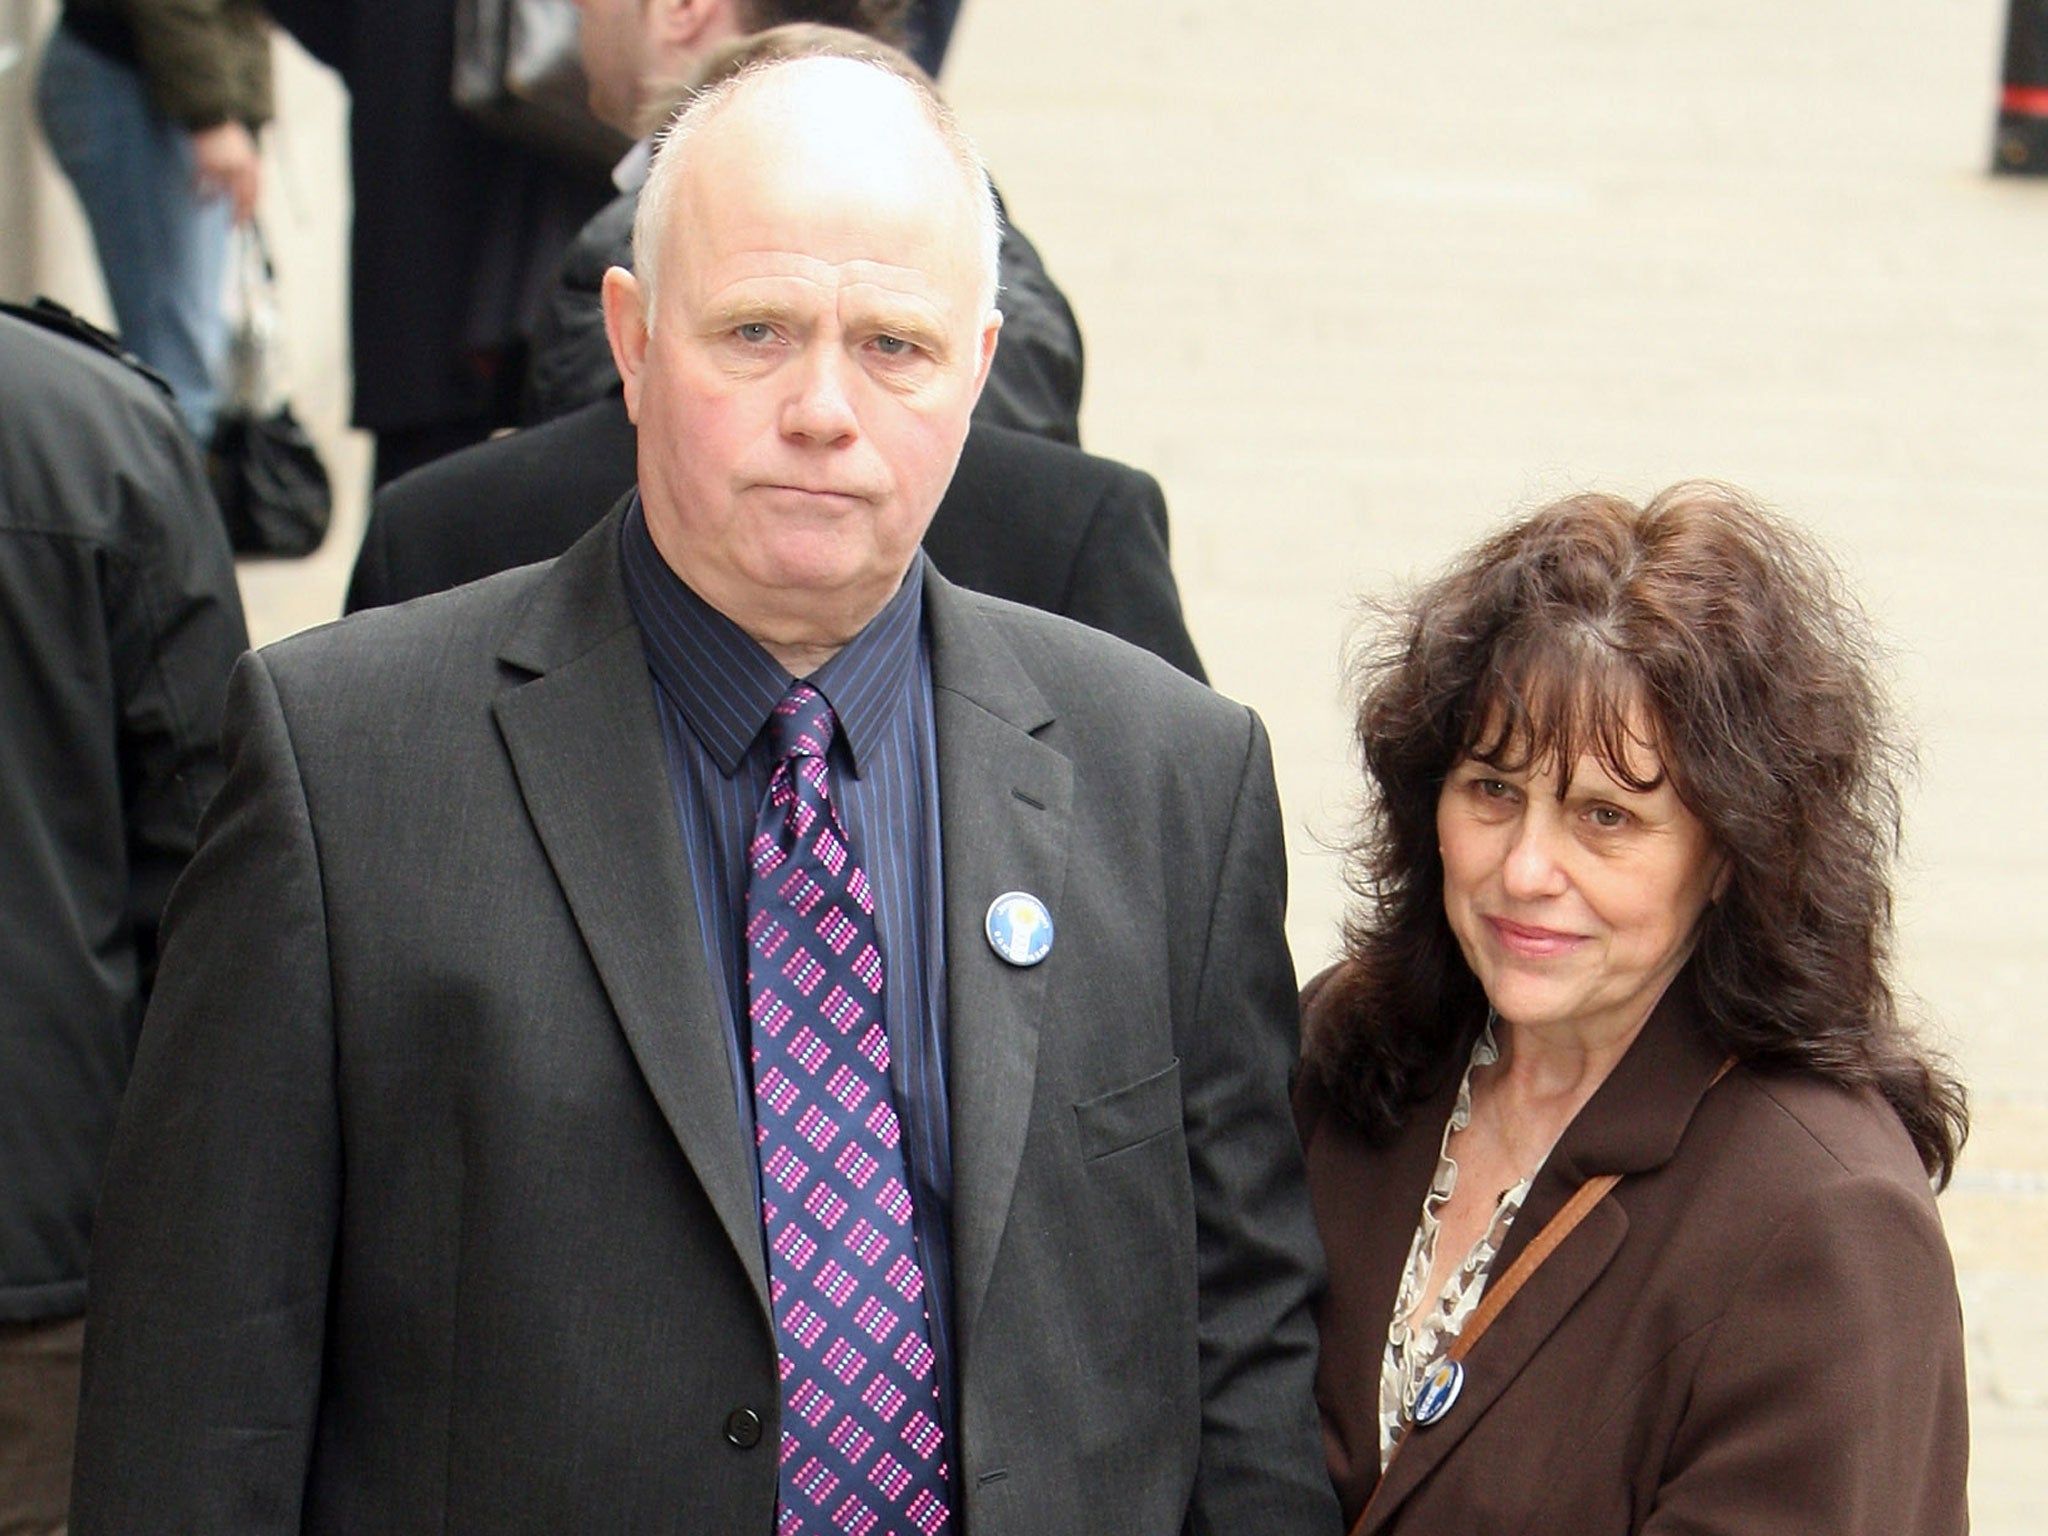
1304, 482, 1966, 1185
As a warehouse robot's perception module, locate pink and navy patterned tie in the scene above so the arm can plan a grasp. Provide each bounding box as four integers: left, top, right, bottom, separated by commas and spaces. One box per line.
746, 682, 952, 1536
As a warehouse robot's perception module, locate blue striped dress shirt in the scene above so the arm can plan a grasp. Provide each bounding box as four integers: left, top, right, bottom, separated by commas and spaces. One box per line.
617, 499, 959, 1444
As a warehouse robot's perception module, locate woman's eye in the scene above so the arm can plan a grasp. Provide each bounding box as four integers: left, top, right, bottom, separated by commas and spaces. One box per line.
1587, 804, 1629, 829
1476, 778, 1513, 799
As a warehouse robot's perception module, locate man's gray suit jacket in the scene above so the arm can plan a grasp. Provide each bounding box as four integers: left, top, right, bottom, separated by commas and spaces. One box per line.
71, 509, 1342, 1535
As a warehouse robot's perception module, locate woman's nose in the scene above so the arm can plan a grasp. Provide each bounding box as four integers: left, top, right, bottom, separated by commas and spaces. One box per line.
1500, 809, 1570, 899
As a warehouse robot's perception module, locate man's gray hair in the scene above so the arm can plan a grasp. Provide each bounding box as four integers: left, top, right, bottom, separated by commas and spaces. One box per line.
630, 52, 1002, 329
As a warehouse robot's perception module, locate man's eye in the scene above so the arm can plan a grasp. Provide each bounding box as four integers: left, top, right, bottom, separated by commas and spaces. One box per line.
735, 323, 774, 344
871, 334, 913, 356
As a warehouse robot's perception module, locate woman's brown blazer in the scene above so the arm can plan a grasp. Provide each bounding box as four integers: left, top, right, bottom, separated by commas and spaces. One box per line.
1296, 970, 1969, 1535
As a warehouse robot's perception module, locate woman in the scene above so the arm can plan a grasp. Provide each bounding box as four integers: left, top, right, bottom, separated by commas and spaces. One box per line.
1298, 483, 1968, 1534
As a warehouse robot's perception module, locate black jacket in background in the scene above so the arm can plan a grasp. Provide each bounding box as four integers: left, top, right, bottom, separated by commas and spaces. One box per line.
347, 395, 1203, 682
0, 305, 248, 1321
263, 1, 612, 434
523, 185, 1085, 445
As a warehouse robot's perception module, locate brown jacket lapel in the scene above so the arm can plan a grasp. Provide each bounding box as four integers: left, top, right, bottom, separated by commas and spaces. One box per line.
1341, 973, 1731, 1532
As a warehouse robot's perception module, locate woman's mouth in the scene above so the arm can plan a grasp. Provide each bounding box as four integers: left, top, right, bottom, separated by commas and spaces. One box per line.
1485, 916, 1586, 959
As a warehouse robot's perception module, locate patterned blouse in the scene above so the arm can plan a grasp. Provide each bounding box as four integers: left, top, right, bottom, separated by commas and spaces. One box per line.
1377, 1022, 1544, 1470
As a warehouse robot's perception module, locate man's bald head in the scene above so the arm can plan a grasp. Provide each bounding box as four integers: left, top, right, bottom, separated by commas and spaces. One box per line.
631, 52, 1001, 329
598, 50, 1005, 671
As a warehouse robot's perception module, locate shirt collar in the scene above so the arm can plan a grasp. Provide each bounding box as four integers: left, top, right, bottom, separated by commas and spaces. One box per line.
619, 495, 925, 779
613, 137, 654, 194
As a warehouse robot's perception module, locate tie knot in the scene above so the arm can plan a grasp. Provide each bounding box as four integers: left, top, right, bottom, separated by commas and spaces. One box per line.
767, 682, 838, 766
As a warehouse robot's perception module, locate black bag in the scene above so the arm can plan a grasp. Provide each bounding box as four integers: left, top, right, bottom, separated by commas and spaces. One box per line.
207, 227, 331, 559
452, 0, 631, 174
209, 408, 330, 559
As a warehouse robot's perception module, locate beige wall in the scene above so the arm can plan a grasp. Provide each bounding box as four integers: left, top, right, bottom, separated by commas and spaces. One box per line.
1, 1, 79, 303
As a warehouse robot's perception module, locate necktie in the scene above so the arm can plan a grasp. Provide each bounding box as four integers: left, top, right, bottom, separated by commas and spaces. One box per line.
746, 682, 952, 1536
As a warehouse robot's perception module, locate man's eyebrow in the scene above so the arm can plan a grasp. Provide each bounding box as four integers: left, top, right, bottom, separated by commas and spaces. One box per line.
844, 300, 950, 356
697, 295, 804, 333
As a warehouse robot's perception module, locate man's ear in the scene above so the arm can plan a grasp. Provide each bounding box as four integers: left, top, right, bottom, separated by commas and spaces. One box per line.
965, 310, 1002, 410
602, 265, 652, 422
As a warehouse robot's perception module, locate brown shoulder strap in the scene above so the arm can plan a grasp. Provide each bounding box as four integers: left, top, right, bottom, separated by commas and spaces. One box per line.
1349, 1174, 1618, 1536
1452, 1054, 1736, 1359
1447, 1172, 1620, 1363
1350, 1055, 1737, 1534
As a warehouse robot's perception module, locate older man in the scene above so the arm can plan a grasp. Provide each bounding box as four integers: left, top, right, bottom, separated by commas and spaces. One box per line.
72, 56, 1337, 1535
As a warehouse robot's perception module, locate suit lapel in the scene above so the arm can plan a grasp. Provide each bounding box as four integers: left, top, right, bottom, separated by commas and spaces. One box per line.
492, 516, 770, 1313
1361, 974, 1729, 1531
923, 573, 1072, 1347
1361, 1199, 1629, 1529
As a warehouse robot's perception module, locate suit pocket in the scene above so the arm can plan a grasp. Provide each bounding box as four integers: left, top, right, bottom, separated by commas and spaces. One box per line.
1073, 1059, 1182, 1161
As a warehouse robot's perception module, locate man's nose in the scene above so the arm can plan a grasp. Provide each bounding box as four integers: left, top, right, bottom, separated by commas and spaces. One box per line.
780, 344, 860, 445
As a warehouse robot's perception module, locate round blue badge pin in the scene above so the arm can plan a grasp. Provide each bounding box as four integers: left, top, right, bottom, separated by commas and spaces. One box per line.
1412, 1358, 1464, 1427
984, 891, 1054, 967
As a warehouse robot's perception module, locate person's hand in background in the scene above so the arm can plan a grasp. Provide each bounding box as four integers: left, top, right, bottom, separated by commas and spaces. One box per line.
191, 121, 260, 223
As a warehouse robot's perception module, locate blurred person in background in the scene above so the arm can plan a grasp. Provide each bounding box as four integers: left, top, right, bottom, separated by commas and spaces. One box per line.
262, 2, 612, 485
904, 0, 959, 76
0, 300, 246, 1536
1297, 484, 1969, 1534
36, 0, 272, 444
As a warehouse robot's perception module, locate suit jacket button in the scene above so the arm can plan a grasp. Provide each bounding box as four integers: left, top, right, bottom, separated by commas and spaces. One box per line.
725, 1408, 764, 1449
